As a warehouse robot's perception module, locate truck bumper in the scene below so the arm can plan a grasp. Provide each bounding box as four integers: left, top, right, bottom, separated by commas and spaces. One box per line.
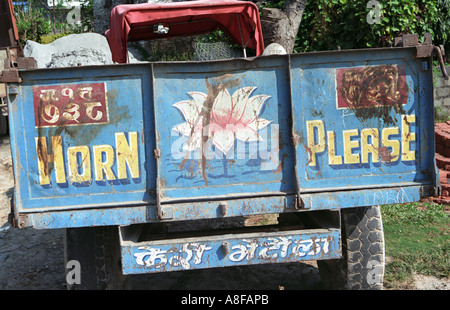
119, 225, 341, 275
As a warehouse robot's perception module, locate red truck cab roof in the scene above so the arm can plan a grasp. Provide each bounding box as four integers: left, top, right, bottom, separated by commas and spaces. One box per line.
105, 0, 264, 63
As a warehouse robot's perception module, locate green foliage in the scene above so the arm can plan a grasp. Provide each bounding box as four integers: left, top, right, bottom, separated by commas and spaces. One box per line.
435, 106, 450, 123
44, 0, 94, 35
256, 0, 285, 9
295, 0, 442, 52
39, 32, 68, 44
14, 0, 93, 45
80, 0, 94, 33
198, 30, 232, 44
150, 48, 194, 62
434, 0, 450, 53
256, 0, 449, 53
15, 3, 51, 46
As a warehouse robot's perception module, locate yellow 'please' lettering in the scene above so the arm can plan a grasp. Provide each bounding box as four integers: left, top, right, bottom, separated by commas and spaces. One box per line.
306, 115, 415, 167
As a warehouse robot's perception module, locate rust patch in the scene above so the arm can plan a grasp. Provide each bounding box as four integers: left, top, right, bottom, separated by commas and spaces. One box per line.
33, 83, 109, 128
403, 114, 410, 125
275, 153, 288, 174
304, 145, 313, 166
34, 87, 129, 178
336, 65, 408, 126
378, 146, 395, 163
36, 137, 49, 179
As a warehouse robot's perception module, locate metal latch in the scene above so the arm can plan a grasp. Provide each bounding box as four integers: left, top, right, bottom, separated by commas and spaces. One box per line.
395, 33, 448, 80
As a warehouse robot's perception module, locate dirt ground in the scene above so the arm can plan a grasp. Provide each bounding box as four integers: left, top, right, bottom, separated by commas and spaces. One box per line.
0, 133, 448, 290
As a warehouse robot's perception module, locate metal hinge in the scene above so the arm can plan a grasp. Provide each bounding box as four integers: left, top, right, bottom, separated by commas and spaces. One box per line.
0, 48, 37, 83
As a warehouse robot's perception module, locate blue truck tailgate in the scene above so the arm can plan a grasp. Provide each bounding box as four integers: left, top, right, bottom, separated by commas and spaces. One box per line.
8, 47, 438, 229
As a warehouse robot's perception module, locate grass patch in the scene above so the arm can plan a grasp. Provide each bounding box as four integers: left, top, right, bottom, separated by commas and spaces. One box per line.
381, 202, 449, 289
435, 106, 450, 123
39, 33, 68, 44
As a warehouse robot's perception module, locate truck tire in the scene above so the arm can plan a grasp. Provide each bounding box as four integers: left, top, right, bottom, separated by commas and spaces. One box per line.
0, 115, 7, 136
318, 206, 385, 290
64, 226, 130, 290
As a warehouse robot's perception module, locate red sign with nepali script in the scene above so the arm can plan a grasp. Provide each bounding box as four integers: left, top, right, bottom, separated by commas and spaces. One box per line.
33, 83, 108, 127
336, 64, 408, 109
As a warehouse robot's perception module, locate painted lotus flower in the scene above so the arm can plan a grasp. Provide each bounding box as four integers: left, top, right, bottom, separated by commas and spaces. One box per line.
173, 87, 271, 154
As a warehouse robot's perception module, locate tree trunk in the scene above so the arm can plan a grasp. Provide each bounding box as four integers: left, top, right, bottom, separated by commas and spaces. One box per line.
260, 0, 308, 53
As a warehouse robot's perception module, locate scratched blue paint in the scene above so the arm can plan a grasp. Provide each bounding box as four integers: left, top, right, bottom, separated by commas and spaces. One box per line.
290, 49, 436, 192
152, 57, 296, 200
9, 65, 155, 212
25, 184, 433, 229
8, 47, 438, 229
120, 228, 341, 275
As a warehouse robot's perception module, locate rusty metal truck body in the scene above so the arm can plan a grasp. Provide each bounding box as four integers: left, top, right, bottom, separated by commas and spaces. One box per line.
0, 0, 20, 135
4, 1, 443, 289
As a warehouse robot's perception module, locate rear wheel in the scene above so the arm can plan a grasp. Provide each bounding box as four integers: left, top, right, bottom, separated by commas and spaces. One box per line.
0, 115, 7, 136
318, 206, 385, 290
64, 226, 130, 290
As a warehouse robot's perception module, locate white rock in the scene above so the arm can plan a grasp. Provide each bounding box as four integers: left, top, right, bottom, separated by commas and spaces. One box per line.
262, 43, 287, 56
24, 33, 117, 68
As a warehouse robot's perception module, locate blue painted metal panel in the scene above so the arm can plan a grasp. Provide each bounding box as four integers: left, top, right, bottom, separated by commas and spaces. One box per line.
152, 57, 296, 201
120, 228, 341, 275
9, 65, 156, 212
7, 47, 437, 229
24, 184, 433, 229
290, 49, 436, 193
